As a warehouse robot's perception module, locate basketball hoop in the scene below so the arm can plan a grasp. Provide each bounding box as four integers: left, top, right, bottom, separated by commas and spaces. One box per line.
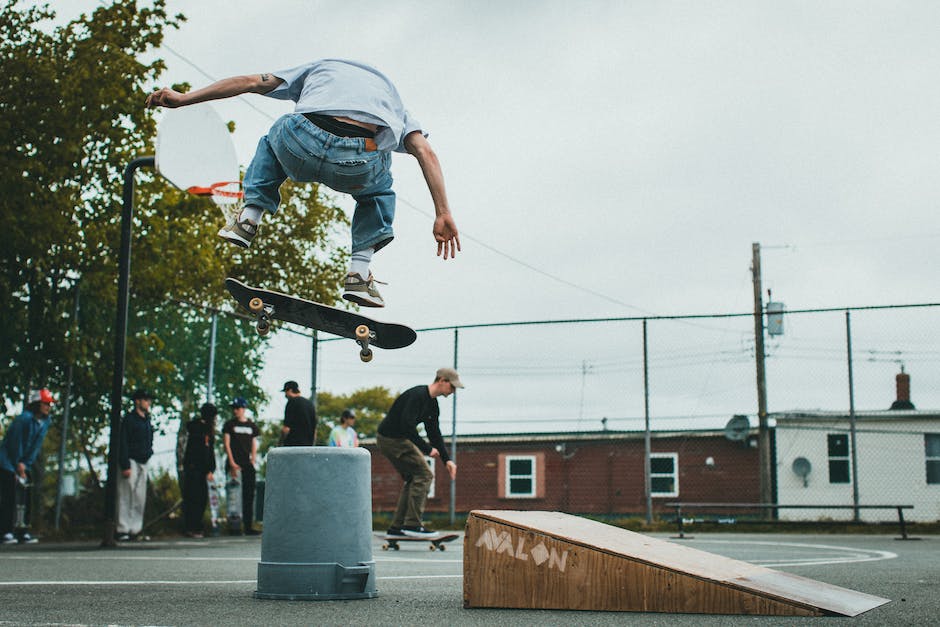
188, 181, 244, 225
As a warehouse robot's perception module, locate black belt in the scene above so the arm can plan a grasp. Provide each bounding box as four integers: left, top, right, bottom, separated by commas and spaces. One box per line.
303, 112, 374, 138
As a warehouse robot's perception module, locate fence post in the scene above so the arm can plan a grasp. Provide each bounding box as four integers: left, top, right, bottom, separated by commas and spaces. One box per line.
643, 319, 652, 525
845, 310, 860, 522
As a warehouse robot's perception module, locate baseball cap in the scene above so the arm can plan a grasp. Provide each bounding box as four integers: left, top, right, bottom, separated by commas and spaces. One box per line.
230, 396, 249, 408
28, 388, 56, 404
341, 409, 356, 419
131, 389, 153, 401
436, 367, 464, 389
282, 380, 300, 393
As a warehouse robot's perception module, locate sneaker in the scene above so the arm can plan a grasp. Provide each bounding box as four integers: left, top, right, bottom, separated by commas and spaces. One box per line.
400, 525, 439, 539
2, 532, 17, 545
134, 533, 151, 542
18, 533, 38, 544
116, 533, 131, 542
386, 526, 406, 537
342, 273, 385, 308
217, 219, 258, 248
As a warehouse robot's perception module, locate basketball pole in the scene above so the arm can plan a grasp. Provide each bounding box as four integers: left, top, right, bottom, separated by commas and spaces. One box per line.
103, 156, 155, 547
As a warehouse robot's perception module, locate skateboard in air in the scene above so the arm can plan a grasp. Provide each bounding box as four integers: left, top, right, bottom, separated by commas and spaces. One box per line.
13, 475, 29, 531
225, 278, 417, 362
378, 533, 459, 551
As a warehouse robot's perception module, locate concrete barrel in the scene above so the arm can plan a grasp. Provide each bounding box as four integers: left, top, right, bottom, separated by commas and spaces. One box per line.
255, 447, 377, 600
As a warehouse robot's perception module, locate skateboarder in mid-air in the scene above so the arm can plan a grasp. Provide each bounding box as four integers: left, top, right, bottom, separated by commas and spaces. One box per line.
145, 58, 460, 308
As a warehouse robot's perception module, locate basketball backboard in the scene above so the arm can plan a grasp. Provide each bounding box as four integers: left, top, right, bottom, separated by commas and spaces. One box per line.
155, 104, 241, 214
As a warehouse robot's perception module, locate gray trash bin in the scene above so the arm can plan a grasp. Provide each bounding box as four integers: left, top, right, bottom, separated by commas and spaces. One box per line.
255, 447, 377, 600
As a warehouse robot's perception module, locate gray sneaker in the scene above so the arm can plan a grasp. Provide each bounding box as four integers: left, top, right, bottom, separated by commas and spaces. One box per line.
217, 219, 258, 248
342, 273, 385, 308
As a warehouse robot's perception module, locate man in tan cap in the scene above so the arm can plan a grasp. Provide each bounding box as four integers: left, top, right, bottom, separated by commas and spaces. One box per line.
376, 368, 463, 538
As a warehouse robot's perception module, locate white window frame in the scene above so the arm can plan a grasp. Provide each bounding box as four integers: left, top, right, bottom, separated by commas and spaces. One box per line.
505, 455, 537, 498
650, 452, 679, 498
827, 433, 851, 484
925, 433, 940, 486
424, 456, 436, 499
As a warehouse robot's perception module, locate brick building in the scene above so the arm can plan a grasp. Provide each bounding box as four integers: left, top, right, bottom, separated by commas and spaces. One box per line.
364, 429, 759, 516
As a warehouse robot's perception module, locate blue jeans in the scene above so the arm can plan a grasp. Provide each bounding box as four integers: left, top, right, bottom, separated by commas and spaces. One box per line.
243, 113, 396, 252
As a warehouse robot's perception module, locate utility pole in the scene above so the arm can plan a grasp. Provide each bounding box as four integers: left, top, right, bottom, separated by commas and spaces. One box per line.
751, 243, 773, 513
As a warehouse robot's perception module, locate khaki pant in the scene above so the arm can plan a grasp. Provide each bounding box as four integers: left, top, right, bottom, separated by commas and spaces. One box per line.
117, 460, 148, 534
376, 434, 433, 528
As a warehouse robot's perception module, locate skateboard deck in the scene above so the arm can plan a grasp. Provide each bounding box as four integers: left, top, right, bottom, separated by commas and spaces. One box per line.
226, 475, 242, 533
378, 533, 459, 552
13, 476, 29, 530
225, 278, 416, 362
207, 478, 222, 536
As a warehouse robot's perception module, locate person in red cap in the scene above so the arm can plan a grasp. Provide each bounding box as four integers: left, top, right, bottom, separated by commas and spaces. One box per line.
0, 388, 55, 544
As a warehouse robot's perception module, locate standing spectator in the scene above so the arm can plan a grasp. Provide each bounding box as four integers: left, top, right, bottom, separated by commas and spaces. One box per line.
377, 368, 462, 538
223, 397, 260, 535
181, 403, 217, 538
0, 388, 55, 544
279, 381, 316, 446
117, 389, 154, 542
328, 409, 359, 448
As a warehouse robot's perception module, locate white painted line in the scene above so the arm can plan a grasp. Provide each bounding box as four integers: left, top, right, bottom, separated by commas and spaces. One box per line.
688, 539, 897, 567
0, 575, 462, 586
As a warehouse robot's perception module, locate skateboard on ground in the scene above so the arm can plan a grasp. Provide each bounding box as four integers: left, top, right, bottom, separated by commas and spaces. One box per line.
378, 533, 459, 551
225, 475, 242, 534
225, 278, 417, 362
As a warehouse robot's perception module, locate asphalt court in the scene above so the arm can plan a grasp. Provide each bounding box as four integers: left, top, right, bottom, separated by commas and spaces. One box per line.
0, 532, 936, 626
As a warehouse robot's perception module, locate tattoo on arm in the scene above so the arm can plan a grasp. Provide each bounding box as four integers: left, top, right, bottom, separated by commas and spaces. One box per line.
261, 73, 271, 82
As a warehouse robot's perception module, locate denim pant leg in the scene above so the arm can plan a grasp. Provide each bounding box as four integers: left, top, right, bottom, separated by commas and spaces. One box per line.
351, 157, 396, 253
243, 135, 289, 214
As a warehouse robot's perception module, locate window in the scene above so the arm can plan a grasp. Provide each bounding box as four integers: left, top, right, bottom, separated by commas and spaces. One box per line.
505, 455, 536, 497
424, 456, 436, 499
827, 434, 851, 484
925, 434, 940, 485
650, 453, 678, 497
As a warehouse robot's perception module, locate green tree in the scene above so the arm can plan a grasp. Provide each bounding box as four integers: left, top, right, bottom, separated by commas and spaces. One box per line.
0, 2, 350, 523
316, 386, 398, 442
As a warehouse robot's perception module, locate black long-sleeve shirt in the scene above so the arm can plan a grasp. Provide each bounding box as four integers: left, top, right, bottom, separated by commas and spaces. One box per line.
182, 419, 216, 475
119, 410, 153, 470
377, 385, 450, 463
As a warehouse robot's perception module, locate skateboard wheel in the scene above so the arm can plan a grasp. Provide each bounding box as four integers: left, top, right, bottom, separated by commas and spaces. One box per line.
382, 544, 389, 551
439, 545, 446, 551
429, 545, 435, 551
248, 297, 264, 313
257, 319, 270, 336
355, 324, 370, 340
393, 544, 400, 551
360, 349, 373, 363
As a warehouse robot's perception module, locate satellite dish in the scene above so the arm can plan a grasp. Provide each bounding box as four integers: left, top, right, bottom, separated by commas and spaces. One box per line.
723, 415, 750, 442
792, 457, 812, 487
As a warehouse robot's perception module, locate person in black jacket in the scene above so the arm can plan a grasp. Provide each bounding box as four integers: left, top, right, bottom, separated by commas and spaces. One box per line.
117, 389, 154, 541
377, 368, 462, 538
181, 403, 217, 538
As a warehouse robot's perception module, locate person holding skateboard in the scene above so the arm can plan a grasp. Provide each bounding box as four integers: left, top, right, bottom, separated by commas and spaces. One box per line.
0, 388, 54, 545
181, 402, 218, 538
145, 58, 461, 308
377, 368, 462, 538
222, 397, 260, 535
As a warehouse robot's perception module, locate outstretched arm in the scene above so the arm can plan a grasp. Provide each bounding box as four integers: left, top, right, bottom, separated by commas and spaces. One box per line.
145, 73, 284, 108
403, 131, 461, 260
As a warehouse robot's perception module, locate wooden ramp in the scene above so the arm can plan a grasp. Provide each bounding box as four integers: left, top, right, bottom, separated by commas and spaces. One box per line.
463, 510, 890, 616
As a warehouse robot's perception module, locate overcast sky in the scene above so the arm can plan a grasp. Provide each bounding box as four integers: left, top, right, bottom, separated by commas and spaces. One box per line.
63, 1, 940, 450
